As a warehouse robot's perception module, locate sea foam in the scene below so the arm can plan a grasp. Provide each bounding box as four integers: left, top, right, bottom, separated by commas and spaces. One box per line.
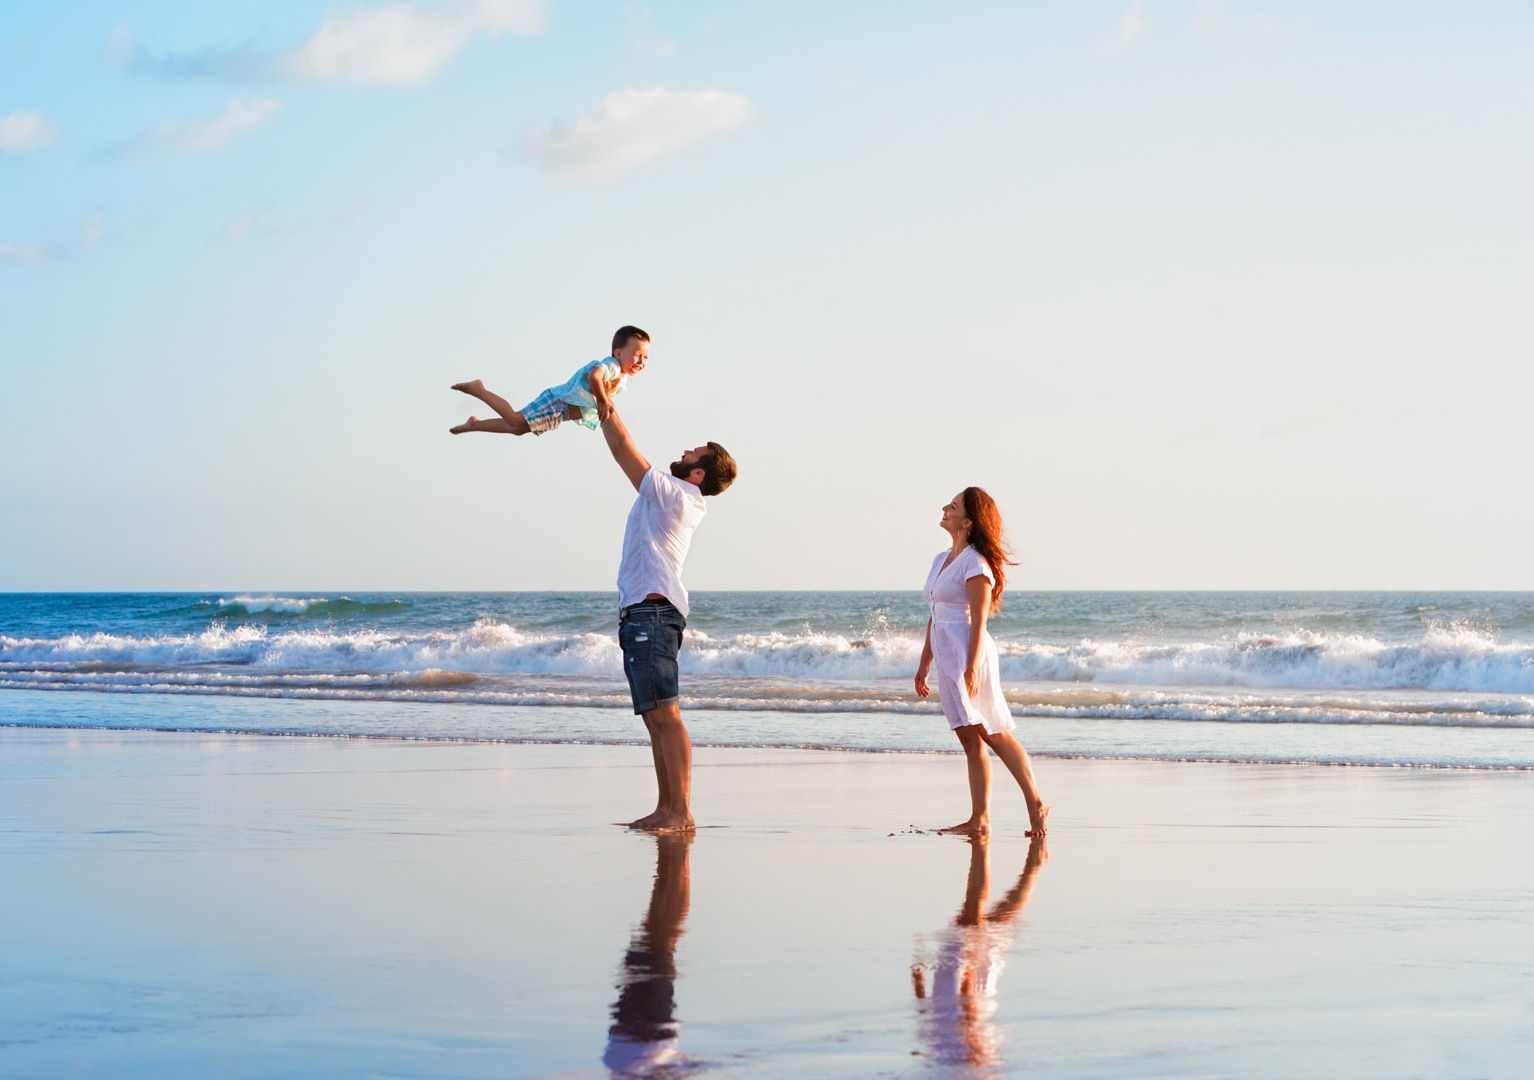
5, 622, 1534, 694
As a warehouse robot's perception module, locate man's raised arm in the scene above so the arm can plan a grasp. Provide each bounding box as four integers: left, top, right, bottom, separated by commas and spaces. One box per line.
601, 409, 651, 492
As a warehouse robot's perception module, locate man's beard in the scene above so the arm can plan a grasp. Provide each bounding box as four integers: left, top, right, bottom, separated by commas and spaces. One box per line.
670, 458, 698, 481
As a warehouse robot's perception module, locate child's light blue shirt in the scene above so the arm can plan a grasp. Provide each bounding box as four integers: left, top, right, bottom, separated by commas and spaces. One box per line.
550, 357, 626, 429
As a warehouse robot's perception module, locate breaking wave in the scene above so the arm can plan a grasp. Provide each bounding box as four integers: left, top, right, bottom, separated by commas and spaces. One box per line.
3, 622, 1533, 694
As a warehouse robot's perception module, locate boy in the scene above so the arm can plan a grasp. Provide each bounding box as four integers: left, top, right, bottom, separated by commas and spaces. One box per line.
450, 325, 650, 436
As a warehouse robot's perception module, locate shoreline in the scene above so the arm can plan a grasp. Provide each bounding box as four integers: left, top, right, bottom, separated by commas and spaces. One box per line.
9, 717, 1534, 772
6, 684, 1534, 770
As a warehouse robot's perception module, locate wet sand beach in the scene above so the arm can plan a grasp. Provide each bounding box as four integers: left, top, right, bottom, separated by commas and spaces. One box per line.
3, 726, 1533, 1077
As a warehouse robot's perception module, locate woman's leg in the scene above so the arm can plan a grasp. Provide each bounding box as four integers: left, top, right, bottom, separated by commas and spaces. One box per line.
980, 730, 1050, 836
940, 723, 992, 836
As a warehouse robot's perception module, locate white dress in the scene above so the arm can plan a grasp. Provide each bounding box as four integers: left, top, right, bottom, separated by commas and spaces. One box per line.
923, 546, 1014, 733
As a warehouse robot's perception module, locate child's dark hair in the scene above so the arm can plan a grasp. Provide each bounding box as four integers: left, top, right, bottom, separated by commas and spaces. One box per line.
612, 325, 650, 353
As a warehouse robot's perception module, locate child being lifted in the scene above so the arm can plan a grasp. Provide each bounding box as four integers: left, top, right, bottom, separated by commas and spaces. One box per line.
450, 325, 650, 437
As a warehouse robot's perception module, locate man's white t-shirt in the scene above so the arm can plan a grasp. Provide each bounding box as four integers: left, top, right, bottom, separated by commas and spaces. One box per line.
617, 467, 706, 620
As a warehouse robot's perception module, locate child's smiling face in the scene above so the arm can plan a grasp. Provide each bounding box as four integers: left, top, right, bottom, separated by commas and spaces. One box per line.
615, 337, 649, 375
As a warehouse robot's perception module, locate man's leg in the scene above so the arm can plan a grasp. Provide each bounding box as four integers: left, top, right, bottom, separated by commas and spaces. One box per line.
641, 701, 693, 834
625, 712, 674, 829
620, 604, 692, 832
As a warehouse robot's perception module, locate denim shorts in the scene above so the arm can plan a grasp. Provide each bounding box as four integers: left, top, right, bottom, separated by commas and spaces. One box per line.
619, 601, 686, 714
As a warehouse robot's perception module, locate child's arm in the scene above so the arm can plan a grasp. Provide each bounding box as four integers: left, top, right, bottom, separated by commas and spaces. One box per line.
587, 366, 616, 422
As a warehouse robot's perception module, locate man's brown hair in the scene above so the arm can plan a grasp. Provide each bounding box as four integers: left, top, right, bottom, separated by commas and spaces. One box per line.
696, 442, 737, 497
612, 325, 650, 353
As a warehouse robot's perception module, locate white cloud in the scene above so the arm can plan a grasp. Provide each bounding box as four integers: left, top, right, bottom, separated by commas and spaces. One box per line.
1101, 0, 1148, 52
0, 111, 57, 153
283, 0, 541, 83
0, 213, 107, 265
120, 1, 543, 85
1195, 0, 1230, 33
634, 37, 676, 62
1195, 0, 1297, 42
0, 242, 48, 264
217, 198, 367, 245
79, 216, 105, 249
220, 211, 260, 246
113, 98, 280, 162
522, 86, 753, 183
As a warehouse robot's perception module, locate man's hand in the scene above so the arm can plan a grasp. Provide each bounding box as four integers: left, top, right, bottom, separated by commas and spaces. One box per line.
588, 369, 615, 423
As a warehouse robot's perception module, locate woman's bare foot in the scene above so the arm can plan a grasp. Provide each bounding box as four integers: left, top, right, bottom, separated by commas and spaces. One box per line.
1026, 801, 1051, 838
939, 817, 990, 837
449, 415, 480, 435
451, 379, 485, 396
624, 810, 667, 829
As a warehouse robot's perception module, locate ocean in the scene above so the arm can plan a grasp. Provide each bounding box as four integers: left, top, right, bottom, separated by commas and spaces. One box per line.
4, 591, 1534, 768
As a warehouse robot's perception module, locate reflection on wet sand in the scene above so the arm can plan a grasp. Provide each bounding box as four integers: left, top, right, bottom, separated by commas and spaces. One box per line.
604, 833, 695, 1077
912, 836, 1048, 1070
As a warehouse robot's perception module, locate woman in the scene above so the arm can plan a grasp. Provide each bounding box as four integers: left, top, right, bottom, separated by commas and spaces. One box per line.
915, 488, 1049, 837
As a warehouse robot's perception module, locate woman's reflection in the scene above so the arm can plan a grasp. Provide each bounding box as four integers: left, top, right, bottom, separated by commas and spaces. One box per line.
912, 835, 1047, 1069
604, 833, 694, 1077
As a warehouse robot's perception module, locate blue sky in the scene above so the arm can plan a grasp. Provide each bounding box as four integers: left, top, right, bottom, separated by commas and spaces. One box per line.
3, 1, 1532, 590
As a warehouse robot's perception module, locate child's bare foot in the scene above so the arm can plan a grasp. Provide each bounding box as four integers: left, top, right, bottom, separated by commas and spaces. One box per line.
939, 817, 990, 837
449, 415, 480, 435
451, 379, 485, 396
1027, 801, 1051, 838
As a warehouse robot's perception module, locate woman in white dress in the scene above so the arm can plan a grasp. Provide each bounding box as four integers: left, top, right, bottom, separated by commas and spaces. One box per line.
915, 488, 1049, 837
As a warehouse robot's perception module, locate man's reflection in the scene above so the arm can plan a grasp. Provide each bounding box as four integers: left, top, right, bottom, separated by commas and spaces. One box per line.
604, 833, 693, 1077
911, 835, 1047, 1068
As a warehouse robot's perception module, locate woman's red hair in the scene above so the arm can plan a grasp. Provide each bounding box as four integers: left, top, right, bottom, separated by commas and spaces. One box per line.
961, 487, 1016, 610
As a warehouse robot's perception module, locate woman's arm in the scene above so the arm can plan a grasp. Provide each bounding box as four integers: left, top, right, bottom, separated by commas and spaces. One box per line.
963, 574, 992, 698
915, 618, 934, 697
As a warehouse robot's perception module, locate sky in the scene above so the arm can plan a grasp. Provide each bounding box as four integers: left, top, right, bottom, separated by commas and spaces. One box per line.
2, 1, 1532, 592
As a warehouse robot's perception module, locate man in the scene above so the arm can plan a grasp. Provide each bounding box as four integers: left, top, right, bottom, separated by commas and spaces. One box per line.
601, 408, 737, 833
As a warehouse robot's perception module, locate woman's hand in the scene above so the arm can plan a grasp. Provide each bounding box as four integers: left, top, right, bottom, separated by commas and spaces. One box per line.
964, 665, 978, 698
916, 618, 935, 698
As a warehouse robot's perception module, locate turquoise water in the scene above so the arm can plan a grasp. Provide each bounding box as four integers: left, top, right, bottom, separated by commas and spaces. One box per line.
4, 591, 1534, 766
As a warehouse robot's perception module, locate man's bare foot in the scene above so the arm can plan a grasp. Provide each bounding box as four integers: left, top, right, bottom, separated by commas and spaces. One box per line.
1026, 801, 1051, 838
648, 812, 696, 834
449, 415, 480, 435
451, 379, 485, 396
939, 818, 990, 837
